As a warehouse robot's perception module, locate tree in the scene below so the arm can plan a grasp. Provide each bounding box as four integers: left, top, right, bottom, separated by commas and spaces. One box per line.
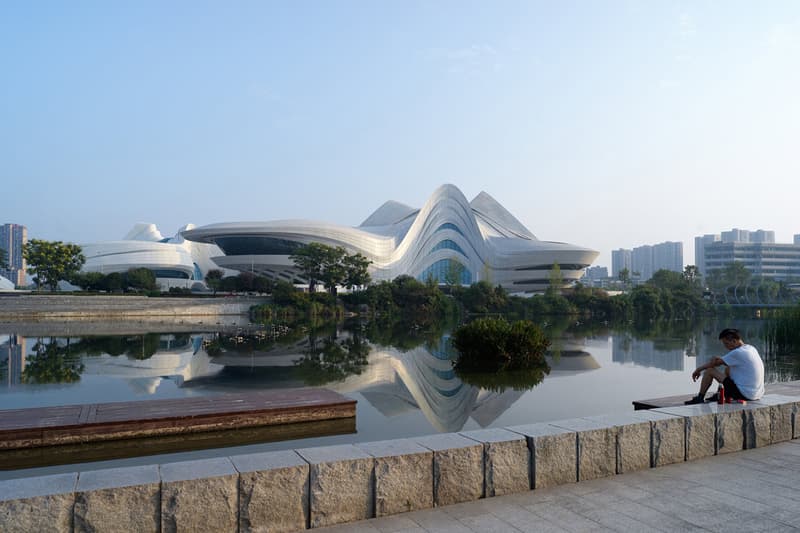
683, 265, 701, 286
342, 253, 371, 291
125, 268, 157, 292
70, 271, 106, 292
290, 243, 372, 296
23, 240, 85, 291
205, 269, 224, 295
547, 262, 563, 296
444, 259, 466, 287
290, 242, 332, 294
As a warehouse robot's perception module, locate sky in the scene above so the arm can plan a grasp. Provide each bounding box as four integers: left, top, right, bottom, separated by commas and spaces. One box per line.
2, 1, 799, 269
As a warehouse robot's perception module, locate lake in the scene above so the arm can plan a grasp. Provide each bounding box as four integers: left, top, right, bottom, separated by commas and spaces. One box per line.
1, 316, 796, 479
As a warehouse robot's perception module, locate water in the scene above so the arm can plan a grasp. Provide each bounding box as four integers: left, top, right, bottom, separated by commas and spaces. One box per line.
1, 317, 797, 479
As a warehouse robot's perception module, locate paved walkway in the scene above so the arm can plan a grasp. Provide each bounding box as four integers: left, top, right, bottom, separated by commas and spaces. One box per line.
315, 440, 800, 532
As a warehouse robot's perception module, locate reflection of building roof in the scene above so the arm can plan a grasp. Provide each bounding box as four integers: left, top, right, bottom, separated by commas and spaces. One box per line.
183, 184, 599, 292
79, 335, 223, 393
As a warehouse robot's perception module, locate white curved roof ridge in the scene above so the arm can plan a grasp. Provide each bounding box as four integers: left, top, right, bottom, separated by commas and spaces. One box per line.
392, 184, 488, 262
359, 200, 419, 228
470, 191, 536, 240
123, 223, 164, 242
0, 275, 14, 290
180, 183, 599, 292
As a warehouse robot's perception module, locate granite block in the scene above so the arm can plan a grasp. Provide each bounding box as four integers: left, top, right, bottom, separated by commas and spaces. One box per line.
655, 404, 716, 460
631, 410, 686, 466
416, 433, 484, 506
461, 428, 530, 496
357, 438, 433, 516
507, 422, 577, 489
583, 414, 651, 474
160, 457, 238, 533
231, 450, 310, 533
296, 444, 374, 528
0, 473, 77, 533
549, 418, 616, 481
74, 465, 160, 533
757, 395, 800, 444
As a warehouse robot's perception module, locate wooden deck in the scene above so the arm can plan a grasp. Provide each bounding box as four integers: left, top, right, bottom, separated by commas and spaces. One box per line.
633, 380, 800, 410
0, 388, 356, 450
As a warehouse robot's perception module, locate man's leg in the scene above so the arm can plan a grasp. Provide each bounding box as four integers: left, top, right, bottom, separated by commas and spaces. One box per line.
686, 366, 726, 404
698, 366, 726, 398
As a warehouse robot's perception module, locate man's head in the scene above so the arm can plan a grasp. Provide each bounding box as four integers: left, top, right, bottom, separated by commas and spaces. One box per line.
719, 328, 743, 350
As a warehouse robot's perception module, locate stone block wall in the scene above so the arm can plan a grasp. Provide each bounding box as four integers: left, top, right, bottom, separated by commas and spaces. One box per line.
1, 394, 798, 532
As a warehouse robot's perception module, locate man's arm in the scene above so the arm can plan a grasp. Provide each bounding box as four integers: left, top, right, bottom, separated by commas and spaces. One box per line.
691, 356, 727, 381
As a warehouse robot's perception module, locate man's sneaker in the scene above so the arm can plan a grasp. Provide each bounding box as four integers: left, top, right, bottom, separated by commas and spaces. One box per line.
684, 394, 705, 405
706, 393, 719, 403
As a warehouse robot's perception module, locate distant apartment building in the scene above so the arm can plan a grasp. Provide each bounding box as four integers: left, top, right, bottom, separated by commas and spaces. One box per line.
652, 241, 683, 274
631, 245, 654, 281
694, 234, 720, 277
0, 223, 27, 286
697, 228, 800, 281
611, 249, 632, 279
613, 241, 683, 282
583, 266, 608, 280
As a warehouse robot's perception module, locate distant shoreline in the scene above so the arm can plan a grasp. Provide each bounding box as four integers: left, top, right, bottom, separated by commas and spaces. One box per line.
0, 294, 269, 322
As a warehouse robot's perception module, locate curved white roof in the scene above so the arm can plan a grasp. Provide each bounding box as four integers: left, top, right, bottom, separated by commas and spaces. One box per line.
0, 275, 14, 290
182, 184, 599, 292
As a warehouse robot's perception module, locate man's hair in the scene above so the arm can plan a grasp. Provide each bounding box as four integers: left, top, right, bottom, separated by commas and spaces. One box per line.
718, 328, 742, 341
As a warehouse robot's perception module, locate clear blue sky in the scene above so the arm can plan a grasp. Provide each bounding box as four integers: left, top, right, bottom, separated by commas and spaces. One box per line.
2, 1, 799, 268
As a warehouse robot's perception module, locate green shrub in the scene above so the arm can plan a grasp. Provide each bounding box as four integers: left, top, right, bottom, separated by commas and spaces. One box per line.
451, 317, 550, 372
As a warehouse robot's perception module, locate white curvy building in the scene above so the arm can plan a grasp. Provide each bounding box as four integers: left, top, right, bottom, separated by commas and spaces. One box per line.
81, 223, 229, 290
183, 185, 599, 292
0, 275, 14, 290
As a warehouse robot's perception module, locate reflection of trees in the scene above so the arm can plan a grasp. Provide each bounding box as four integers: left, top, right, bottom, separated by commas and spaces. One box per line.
363, 316, 455, 352
455, 364, 549, 393
22, 339, 85, 384
294, 334, 370, 385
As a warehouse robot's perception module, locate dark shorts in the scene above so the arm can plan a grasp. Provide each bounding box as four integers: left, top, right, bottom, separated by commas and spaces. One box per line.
722, 377, 748, 400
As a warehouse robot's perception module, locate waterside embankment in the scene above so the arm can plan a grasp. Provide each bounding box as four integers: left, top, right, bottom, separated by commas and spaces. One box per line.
2, 384, 800, 532
0, 294, 269, 322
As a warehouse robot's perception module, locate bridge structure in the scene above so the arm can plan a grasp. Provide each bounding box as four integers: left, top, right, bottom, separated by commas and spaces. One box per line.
708, 283, 800, 308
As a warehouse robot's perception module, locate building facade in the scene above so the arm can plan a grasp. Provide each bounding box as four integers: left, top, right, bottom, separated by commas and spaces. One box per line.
183, 185, 599, 293
611, 248, 632, 279
614, 241, 683, 283
81, 223, 229, 290
0, 223, 27, 286
697, 228, 800, 281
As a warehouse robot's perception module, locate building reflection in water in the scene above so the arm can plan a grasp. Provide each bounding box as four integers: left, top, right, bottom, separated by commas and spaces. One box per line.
611, 332, 685, 371
4, 330, 604, 434
185, 332, 602, 434
0, 335, 26, 387
80, 334, 221, 394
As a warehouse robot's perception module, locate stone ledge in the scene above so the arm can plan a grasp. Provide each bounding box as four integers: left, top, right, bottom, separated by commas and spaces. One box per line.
1, 393, 798, 531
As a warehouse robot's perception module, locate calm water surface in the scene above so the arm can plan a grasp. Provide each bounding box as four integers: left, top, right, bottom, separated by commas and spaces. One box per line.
1, 317, 796, 479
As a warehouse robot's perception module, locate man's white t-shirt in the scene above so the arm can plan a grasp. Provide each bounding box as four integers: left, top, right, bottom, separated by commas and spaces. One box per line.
722, 344, 764, 400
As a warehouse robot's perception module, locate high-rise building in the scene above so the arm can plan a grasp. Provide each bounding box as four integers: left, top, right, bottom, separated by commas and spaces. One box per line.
632, 245, 654, 281
652, 241, 683, 273
697, 228, 800, 281
611, 249, 632, 279
0, 223, 27, 286
694, 234, 720, 277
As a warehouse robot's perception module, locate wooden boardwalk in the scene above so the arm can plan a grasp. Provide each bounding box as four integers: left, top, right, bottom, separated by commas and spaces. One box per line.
0, 388, 356, 450
633, 380, 800, 410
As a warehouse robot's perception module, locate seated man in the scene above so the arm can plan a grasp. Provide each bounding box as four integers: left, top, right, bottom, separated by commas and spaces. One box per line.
685, 328, 764, 404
